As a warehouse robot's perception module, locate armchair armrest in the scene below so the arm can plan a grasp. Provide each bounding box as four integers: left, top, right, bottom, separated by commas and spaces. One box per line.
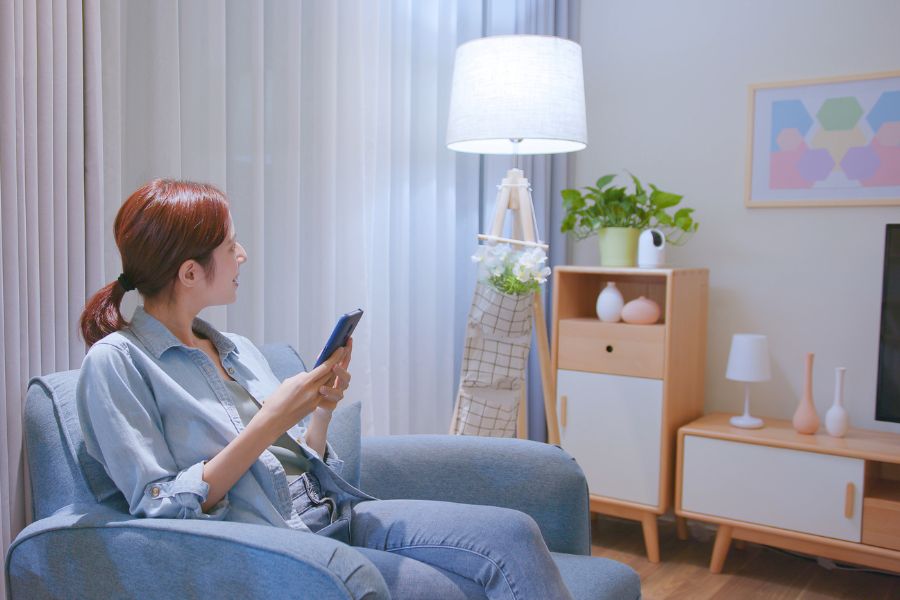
359, 435, 590, 555
6, 504, 388, 600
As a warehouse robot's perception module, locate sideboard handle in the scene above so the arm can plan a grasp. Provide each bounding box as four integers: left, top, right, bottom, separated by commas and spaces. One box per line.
560, 395, 568, 427
844, 482, 855, 519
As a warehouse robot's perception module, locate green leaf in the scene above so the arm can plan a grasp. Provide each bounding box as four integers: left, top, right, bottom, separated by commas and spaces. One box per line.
629, 173, 645, 197
595, 174, 616, 189
654, 210, 674, 226
561, 189, 585, 211
673, 207, 694, 221
649, 186, 682, 209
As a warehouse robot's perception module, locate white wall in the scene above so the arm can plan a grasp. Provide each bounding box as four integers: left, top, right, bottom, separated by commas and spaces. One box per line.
573, 0, 900, 432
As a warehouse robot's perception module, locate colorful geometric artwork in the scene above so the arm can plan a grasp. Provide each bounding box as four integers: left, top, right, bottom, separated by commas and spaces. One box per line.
747, 72, 900, 207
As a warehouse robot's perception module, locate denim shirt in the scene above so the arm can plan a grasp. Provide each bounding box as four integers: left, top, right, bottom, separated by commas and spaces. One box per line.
76, 306, 362, 532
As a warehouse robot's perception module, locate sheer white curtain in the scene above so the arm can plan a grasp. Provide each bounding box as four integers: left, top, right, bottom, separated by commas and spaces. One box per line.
1, 2, 576, 580
0, 0, 105, 588
102, 0, 464, 436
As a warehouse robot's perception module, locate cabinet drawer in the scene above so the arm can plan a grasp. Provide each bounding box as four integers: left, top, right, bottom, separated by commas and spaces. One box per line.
558, 319, 664, 379
558, 369, 663, 507
862, 497, 900, 551
682, 436, 864, 542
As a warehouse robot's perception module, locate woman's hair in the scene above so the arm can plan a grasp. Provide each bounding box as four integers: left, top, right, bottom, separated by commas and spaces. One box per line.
79, 179, 230, 346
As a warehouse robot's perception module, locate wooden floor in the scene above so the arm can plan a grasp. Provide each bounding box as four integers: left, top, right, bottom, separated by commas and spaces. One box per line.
589, 515, 900, 599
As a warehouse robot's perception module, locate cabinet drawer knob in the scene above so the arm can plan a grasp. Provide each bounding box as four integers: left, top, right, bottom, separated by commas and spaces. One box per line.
560, 395, 567, 427
605, 345, 613, 353
844, 482, 855, 519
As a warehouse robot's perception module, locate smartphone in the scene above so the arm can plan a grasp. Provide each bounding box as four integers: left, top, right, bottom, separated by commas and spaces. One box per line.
313, 309, 363, 368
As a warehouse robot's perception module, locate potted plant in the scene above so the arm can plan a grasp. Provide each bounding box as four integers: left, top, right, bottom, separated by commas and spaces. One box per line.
560, 173, 699, 267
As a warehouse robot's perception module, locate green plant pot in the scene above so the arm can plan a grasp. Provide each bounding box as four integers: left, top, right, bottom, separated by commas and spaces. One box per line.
598, 227, 640, 267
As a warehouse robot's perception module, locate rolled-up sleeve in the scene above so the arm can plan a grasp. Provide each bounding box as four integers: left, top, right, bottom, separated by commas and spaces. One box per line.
76, 343, 228, 520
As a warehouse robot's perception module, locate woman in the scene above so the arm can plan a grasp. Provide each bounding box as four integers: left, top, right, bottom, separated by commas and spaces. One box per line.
77, 179, 572, 600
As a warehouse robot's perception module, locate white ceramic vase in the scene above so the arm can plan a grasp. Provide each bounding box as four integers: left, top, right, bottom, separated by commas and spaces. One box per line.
596, 282, 624, 322
825, 367, 849, 438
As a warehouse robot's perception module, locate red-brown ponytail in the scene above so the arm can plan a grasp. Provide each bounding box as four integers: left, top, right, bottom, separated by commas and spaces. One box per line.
80, 179, 230, 346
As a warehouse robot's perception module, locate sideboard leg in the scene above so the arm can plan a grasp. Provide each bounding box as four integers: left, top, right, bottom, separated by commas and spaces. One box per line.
710, 525, 733, 573
641, 513, 660, 563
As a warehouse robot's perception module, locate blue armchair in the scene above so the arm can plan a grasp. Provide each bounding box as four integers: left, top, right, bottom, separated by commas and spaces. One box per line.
6, 344, 640, 599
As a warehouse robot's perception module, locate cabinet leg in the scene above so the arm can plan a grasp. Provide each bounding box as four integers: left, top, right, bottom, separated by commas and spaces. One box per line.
710, 525, 733, 574
676, 516, 689, 541
640, 513, 660, 563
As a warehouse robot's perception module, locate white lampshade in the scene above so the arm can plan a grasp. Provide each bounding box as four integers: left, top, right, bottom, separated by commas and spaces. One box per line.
726, 334, 772, 383
446, 35, 587, 155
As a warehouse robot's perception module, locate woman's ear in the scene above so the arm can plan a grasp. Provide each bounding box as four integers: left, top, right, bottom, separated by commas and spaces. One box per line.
178, 260, 200, 288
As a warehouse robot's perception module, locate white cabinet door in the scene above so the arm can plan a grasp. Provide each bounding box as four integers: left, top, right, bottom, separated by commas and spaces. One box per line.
557, 369, 663, 507
682, 436, 864, 542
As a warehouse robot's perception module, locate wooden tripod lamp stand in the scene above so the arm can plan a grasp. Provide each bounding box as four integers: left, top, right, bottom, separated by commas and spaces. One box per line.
446, 35, 587, 441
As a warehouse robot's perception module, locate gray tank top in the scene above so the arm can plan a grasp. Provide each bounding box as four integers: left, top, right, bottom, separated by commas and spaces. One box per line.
224, 379, 311, 479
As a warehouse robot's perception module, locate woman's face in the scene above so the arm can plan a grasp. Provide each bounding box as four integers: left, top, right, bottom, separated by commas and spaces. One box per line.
205, 218, 247, 305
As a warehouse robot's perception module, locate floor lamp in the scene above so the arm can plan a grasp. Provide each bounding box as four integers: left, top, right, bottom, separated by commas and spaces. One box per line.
446, 35, 587, 443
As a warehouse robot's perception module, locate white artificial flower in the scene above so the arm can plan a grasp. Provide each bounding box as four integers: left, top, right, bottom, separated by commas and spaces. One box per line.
488, 243, 512, 263
513, 261, 531, 283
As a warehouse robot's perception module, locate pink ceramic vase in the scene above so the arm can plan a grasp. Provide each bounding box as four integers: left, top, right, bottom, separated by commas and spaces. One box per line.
792, 352, 820, 435
621, 296, 661, 325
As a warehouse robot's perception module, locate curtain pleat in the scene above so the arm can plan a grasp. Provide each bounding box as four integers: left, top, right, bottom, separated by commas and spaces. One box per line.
0, 0, 104, 591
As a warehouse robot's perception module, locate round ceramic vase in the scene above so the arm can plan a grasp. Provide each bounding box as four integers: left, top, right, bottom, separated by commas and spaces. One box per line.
596, 282, 624, 322
621, 296, 661, 325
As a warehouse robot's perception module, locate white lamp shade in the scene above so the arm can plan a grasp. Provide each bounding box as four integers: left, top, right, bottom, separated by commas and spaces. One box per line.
726, 334, 772, 382
446, 35, 587, 155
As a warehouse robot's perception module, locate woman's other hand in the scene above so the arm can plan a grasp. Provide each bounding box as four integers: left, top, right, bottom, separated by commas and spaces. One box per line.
317, 337, 352, 414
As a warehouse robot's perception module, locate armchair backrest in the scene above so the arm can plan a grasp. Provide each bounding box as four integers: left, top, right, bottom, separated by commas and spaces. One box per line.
24, 343, 361, 521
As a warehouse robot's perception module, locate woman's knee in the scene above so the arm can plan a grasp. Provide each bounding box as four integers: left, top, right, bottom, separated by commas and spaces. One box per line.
488, 507, 545, 547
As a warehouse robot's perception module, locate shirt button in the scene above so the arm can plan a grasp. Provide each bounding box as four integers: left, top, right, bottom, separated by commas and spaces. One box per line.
227, 367, 235, 374
150, 486, 161, 498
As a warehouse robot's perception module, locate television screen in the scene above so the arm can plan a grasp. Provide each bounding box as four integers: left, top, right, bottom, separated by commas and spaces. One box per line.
876, 224, 900, 423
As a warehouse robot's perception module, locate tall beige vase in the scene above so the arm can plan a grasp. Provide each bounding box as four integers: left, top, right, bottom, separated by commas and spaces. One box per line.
793, 352, 820, 434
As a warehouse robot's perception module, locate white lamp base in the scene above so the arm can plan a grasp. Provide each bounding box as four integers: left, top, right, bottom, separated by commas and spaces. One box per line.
730, 414, 764, 429
730, 383, 765, 429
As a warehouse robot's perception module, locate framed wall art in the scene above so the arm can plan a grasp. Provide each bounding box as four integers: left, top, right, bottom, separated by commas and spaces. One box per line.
746, 71, 900, 207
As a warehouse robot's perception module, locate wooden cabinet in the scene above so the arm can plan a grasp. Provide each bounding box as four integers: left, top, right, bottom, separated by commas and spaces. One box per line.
550, 266, 709, 562
676, 414, 900, 574
682, 436, 864, 542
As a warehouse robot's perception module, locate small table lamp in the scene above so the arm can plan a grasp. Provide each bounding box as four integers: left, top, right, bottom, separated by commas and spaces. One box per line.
726, 334, 771, 429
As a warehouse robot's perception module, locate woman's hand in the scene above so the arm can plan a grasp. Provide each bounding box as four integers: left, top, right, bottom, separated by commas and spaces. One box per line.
254, 347, 346, 441
317, 338, 352, 414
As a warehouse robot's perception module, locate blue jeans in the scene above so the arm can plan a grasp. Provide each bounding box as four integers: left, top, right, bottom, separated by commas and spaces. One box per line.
347, 499, 573, 600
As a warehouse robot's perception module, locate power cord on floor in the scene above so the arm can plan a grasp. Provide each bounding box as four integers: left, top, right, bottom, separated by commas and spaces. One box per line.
762, 545, 900, 579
